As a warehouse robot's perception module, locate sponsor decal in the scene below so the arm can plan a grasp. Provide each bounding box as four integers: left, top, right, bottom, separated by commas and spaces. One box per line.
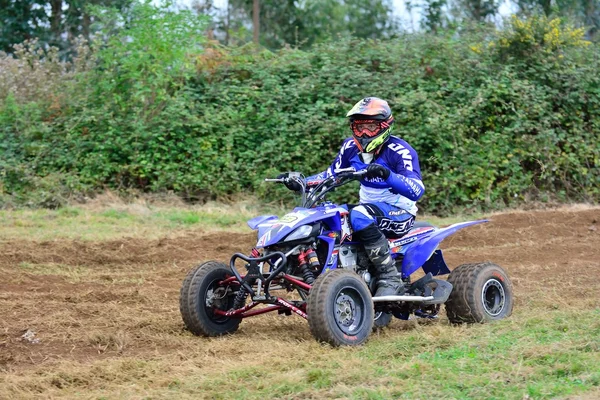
327, 250, 339, 265
279, 214, 298, 224
388, 142, 414, 171
257, 230, 271, 247
406, 179, 423, 196
388, 209, 407, 216
391, 236, 418, 247
340, 215, 353, 243
379, 219, 412, 235
343, 334, 358, 341
276, 298, 307, 318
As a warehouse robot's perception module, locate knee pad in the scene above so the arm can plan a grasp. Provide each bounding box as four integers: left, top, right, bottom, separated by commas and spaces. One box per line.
352, 223, 383, 243
350, 205, 376, 232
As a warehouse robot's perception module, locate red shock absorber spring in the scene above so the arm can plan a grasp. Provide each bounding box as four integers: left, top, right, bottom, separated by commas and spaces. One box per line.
250, 248, 261, 258
297, 249, 315, 284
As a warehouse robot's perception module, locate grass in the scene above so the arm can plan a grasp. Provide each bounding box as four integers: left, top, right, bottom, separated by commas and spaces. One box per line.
0, 199, 482, 242
0, 206, 478, 243
1, 204, 599, 399
2, 309, 598, 399
0, 201, 285, 241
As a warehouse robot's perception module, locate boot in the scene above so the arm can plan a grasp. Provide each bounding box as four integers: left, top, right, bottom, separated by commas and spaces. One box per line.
359, 226, 404, 297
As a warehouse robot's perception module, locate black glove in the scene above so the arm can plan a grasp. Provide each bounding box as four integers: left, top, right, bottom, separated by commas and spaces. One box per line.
277, 173, 303, 192
366, 164, 391, 180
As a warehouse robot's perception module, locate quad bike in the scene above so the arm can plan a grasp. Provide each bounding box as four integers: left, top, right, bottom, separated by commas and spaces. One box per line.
180, 168, 514, 346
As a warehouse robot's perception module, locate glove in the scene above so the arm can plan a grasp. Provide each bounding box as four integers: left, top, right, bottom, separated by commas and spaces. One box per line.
366, 164, 391, 180
277, 173, 303, 192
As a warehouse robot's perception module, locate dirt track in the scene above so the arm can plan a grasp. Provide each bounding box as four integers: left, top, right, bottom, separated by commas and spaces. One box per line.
1, 207, 599, 375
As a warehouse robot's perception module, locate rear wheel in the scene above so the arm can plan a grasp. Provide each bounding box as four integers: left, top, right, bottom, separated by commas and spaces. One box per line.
307, 269, 374, 346
180, 261, 241, 336
446, 262, 514, 324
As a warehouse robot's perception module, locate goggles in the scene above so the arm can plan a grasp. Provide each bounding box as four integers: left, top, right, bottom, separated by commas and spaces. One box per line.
351, 119, 390, 138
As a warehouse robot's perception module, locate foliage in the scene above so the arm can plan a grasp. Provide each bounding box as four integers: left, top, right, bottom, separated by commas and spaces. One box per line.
0, 0, 133, 55
223, 0, 398, 49
0, 2, 209, 207
515, 0, 600, 41
1, 12, 599, 214
453, 0, 500, 22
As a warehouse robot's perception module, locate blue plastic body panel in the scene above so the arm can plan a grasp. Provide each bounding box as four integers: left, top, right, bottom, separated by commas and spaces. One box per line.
254, 206, 347, 248
247, 215, 278, 230
318, 234, 338, 272
401, 220, 488, 277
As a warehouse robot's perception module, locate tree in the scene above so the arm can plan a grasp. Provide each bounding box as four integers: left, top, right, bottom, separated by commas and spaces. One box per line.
0, 0, 132, 54
516, 0, 599, 40
456, 0, 500, 22
0, 0, 47, 52
420, 0, 449, 33
219, 0, 398, 49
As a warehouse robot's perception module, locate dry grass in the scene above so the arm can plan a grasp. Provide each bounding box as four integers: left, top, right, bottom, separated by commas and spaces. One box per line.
0, 206, 599, 399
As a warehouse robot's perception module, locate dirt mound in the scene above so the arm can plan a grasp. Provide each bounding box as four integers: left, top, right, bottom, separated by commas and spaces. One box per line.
0, 207, 599, 374
444, 208, 599, 249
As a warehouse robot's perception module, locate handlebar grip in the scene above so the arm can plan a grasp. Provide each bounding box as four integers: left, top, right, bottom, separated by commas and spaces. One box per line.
265, 178, 285, 182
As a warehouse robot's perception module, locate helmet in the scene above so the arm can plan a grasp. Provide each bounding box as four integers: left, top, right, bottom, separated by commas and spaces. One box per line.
346, 97, 394, 153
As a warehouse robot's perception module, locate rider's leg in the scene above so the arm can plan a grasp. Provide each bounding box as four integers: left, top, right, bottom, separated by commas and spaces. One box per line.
350, 204, 414, 297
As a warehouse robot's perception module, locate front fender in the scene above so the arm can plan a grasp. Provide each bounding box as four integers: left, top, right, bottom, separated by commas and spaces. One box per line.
401, 220, 488, 277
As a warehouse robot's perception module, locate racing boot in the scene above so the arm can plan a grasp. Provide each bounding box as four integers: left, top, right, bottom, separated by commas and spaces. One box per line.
359, 225, 404, 297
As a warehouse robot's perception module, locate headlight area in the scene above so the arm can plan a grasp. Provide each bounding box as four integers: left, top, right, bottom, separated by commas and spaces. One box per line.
284, 224, 321, 242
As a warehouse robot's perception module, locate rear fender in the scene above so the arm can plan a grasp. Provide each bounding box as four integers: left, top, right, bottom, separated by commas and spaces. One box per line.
401, 220, 488, 277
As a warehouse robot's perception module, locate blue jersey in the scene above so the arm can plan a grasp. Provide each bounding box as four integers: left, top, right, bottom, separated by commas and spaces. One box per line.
309, 136, 425, 215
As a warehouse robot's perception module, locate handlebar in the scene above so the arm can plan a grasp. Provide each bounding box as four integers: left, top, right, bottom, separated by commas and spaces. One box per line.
265, 168, 367, 208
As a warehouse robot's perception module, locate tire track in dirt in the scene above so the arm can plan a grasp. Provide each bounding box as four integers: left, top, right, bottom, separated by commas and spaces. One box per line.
0, 207, 598, 371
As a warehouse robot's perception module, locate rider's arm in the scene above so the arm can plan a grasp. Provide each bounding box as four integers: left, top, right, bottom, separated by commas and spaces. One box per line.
385, 144, 425, 201
306, 138, 355, 184
385, 172, 425, 201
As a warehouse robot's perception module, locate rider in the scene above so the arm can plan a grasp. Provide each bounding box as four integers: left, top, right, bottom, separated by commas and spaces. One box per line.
281, 97, 425, 297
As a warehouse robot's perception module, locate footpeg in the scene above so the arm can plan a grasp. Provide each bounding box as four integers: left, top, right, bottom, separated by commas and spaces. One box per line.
422, 279, 453, 305
408, 272, 434, 296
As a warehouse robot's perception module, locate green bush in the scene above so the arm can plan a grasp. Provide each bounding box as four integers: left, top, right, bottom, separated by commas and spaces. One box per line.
0, 12, 598, 214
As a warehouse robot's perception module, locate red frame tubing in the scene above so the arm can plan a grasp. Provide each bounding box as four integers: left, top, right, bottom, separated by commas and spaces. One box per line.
212, 270, 312, 319
219, 275, 242, 285
212, 298, 308, 319
283, 274, 312, 291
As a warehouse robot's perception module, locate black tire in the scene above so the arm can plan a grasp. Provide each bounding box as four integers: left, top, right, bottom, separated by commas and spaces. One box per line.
307, 269, 374, 346
373, 311, 393, 330
180, 261, 241, 336
445, 262, 514, 324
179, 263, 203, 330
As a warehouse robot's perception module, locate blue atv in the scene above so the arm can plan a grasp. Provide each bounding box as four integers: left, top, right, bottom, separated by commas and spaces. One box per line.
180, 168, 514, 346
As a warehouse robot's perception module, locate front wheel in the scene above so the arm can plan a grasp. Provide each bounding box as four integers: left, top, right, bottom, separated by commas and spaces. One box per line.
373, 311, 393, 330
307, 269, 374, 346
445, 262, 514, 324
180, 261, 242, 336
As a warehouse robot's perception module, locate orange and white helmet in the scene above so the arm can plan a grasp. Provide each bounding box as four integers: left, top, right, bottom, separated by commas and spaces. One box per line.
346, 97, 394, 153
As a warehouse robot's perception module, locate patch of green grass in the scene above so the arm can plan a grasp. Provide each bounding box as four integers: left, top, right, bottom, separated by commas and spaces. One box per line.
100, 209, 131, 219
162, 211, 201, 225
0, 203, 474, 241
172, 309, 600, 400
56, 207, 82, 217
0, 203, 287, 240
